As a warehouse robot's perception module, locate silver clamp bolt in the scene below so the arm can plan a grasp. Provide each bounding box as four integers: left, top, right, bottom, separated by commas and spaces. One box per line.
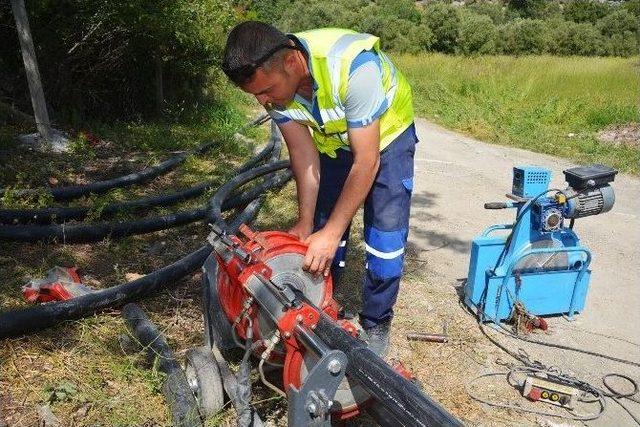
327, 359, 342, 375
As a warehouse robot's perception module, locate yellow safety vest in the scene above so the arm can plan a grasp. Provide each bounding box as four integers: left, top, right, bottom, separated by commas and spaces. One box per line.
272, 28, 414, 157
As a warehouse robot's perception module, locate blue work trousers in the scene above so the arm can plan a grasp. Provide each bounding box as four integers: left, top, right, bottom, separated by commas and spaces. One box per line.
313, 124, 417, 329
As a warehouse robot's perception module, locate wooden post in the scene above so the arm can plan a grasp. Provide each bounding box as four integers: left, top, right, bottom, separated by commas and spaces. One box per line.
10, 0, 53, 142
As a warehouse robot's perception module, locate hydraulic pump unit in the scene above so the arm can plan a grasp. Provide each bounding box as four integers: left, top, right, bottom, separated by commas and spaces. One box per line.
464, 164, 617, 322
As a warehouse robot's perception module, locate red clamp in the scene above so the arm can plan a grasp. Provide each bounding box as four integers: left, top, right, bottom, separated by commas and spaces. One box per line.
22, 266, 93, 303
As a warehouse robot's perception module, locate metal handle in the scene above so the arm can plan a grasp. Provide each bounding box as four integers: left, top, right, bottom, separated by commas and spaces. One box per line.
481, 223, 514, 237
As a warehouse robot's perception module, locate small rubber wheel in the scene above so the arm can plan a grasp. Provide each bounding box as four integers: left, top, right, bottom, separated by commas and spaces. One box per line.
185, 346, 225, 417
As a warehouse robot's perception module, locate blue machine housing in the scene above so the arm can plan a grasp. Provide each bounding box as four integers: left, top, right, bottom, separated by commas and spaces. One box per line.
464, 166, 592, 323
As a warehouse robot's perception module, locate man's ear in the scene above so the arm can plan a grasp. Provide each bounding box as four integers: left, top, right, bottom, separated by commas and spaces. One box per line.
282, 50, 298, 74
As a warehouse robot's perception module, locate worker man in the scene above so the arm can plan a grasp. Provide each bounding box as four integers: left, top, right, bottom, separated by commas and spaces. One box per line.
222, 21, 416, 357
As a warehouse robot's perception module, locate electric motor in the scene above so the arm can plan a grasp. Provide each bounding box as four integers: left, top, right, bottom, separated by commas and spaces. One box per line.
565, 185, 615, 218
562, 164, 617, 219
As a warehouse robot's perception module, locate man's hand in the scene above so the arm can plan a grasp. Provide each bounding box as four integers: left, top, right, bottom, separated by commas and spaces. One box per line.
302, 228, 341, 277
288, 219, 314, 241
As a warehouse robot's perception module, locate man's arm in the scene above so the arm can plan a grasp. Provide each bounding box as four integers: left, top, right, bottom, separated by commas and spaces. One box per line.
303, 120, 381, 276
277, 120, 320, 240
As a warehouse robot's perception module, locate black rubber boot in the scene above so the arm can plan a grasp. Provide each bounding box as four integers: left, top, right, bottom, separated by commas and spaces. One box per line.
364, 320, 391, 359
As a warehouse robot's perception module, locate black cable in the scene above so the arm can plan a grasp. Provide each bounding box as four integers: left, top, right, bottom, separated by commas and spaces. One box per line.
472, 322, 640, 424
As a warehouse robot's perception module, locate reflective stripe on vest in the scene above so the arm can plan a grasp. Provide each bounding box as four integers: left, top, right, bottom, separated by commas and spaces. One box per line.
272, 28, 414, 157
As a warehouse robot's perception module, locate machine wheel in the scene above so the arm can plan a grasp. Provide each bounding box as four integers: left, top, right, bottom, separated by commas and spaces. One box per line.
185, 346, 225, 417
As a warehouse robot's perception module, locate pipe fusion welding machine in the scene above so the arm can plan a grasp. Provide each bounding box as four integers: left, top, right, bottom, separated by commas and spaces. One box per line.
464, 164, 618, 323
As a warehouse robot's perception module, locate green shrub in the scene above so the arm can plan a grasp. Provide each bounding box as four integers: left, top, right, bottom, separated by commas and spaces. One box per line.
466, 2, 507, 25
0, 0, 237, 122
548, 21, 605, 56
497, 19, 549, 54
457, 12, 497, 55
596, 9, 639, 37
277, 0, 365, 32
604, 32, 639, 57
422, 3, 461, 53
506, 0, 547, 18
563, 0, 612, 24
624, 0, 640, 18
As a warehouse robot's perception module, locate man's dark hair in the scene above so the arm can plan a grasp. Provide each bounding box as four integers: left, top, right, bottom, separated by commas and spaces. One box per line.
222, 21, 291, 85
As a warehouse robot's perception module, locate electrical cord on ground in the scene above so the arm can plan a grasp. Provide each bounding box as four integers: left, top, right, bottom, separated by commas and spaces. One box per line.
473, 289, 640, 368
467, 318, 640, 424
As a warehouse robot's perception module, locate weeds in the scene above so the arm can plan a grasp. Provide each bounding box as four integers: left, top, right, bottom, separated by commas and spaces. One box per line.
397, 54, 640, 174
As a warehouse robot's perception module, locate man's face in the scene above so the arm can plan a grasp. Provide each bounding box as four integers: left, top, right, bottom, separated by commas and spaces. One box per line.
240, 65, 298, 110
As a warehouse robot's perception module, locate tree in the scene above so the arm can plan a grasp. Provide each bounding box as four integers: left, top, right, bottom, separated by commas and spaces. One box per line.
457, 12, 497, 55
563, 0, 611, 24
596, 9, 639, 37
422, 3, 460, 53
507, 0, 547, 18
497, 19, 549, 54
548, 21, 605, 56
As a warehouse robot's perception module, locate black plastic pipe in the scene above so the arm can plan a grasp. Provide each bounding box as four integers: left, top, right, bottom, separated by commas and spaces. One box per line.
0, 114, 271, 202
0, 141, 214, 201
0, 171, 291, 244
208, 161, 290, 231
313, 314, 462, 427
0, 166, 282, 337
0, 181, 215, 225
122, 303, 203, 427
0, 245, 211, 338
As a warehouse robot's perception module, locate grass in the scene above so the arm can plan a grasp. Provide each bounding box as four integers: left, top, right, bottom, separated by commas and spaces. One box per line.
394, 54, 640, 174
3, 55, 637, 426
0, 81, 276, 426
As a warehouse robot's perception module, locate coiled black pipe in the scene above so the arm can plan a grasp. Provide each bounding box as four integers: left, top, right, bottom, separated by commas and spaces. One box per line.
0, 114, 271, 201
0, 181, 214, 225
0, 123, 285, 338
0, 245, 211, 338
122, 303, 203, 427
208, 161, 291, 231
0, 171, 291, 244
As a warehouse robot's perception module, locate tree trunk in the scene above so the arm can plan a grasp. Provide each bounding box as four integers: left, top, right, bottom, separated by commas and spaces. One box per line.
10, 0, 53, 141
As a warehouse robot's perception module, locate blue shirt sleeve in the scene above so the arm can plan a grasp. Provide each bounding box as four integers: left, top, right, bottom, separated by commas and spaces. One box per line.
268, 109, 291, 124
344, 50, 389, 128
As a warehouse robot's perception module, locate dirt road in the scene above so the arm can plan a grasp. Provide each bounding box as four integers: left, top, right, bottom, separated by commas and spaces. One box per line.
407, 119, 640, 426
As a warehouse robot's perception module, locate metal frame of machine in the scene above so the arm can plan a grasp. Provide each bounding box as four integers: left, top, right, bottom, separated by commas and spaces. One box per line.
464, 164, 617, 323
194, 224, 461, 426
